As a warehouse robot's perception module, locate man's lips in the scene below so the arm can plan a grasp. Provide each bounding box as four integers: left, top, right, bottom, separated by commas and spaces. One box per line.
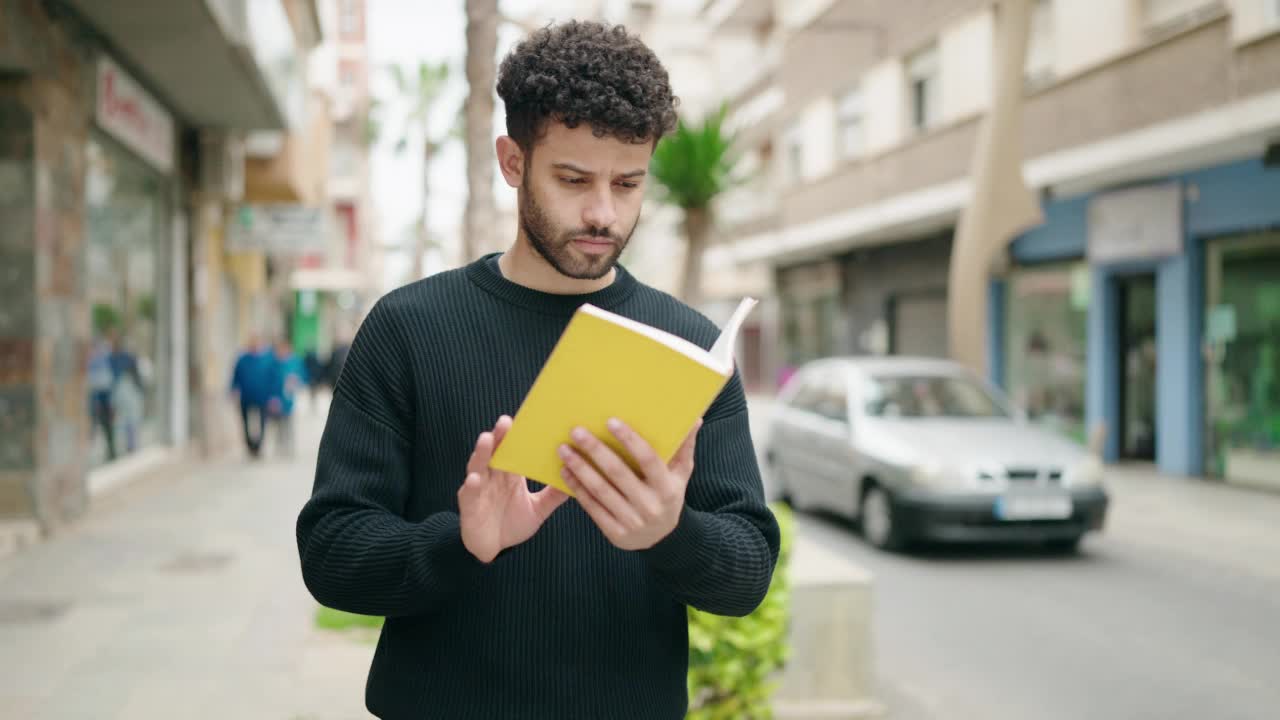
572, 237, 615, 254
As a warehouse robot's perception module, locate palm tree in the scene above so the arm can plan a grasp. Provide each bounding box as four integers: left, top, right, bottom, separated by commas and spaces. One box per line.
387, 61, 452, 280
463, 0, 500, 262
649, 105, 738, 306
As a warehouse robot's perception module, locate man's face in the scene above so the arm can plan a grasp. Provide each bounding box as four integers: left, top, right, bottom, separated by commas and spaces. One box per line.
517, 122, 651, 281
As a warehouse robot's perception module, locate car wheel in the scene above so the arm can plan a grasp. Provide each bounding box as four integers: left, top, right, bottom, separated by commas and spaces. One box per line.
1045, 536, 1082, 554
861, 485, 904, 551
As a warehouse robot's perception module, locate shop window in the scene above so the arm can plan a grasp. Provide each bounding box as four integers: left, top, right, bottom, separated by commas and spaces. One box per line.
1005, 263, 1089, 443
1205, 233, 1280, 489
86, 137, 168, 467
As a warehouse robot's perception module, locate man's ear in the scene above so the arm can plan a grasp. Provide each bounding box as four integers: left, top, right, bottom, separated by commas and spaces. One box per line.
496, 136, 525, 188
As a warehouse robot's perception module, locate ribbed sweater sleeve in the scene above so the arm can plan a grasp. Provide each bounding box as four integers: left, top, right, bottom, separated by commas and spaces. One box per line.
296, 299, 486, 617
641, 373, 780, 617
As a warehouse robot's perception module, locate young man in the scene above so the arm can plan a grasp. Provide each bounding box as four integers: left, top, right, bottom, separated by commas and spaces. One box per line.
297, 21, 779, 720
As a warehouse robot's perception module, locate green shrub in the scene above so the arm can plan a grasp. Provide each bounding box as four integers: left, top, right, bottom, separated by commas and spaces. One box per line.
687, 502, 793, 719
314, 606, 384, 632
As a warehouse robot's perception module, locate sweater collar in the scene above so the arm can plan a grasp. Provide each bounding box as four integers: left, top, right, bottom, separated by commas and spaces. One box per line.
465, 252, 639, 317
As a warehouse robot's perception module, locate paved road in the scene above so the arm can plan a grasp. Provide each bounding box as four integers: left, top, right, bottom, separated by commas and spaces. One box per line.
780, 459, 1280, 720
744, 394, 1280, 720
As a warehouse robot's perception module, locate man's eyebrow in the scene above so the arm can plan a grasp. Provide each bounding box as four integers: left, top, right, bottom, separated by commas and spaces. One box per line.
551, 163, 647, 179
552, 162, 593, 175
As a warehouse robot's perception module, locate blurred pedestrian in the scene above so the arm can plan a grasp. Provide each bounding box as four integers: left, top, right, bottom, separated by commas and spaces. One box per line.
87, 335, 117, 461
296, 22, 779, 719
230, 335, 273, 459
109, 338, 145, 454
268, 339, 307, 458
303, 348, 325, 413
326, 338, 350, 390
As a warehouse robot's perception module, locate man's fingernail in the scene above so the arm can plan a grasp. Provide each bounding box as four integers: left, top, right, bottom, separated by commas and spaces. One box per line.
557, 444, 571, 458
606, 418, 622, 432
571, 427, 588, 442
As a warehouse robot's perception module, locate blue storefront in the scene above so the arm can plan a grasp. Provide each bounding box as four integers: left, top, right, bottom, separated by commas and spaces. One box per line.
988, 157, 1280, 489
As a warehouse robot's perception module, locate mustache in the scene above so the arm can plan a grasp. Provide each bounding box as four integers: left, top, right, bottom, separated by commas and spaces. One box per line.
563, 227, 623, 244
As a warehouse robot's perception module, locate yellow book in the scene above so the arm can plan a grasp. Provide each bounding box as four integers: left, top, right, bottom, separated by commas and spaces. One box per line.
490, 297, 758, 495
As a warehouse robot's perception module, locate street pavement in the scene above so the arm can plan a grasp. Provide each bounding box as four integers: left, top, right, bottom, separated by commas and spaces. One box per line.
748, 396, 1280, 720
3, 395, 1278, 720
0, 396, 373, 720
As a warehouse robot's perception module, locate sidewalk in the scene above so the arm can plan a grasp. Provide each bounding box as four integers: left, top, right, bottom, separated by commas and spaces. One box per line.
0, 396, 374, 720
1099, 463, 1280, 582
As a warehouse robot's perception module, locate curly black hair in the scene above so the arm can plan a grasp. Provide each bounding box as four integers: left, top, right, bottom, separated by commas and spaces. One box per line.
496, 20, 678, 152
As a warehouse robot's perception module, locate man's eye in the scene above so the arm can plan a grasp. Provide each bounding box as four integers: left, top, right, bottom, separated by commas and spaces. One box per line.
560, 177, 587, 185
616, 182, 638, 190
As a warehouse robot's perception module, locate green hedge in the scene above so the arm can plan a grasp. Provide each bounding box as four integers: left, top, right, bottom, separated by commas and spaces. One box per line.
687, 502, 792, 719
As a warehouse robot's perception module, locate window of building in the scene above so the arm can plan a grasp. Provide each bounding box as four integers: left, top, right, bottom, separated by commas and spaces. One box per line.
1024, 0, 1055, 88
907, 45, 940, 132
783, 121, 805, 185
85, 137, 170, 467
332, 140, 359, 180
340, 0, 362, 36
1204, 232, 1280, 488
1005, 263, 1090, 444
837, 88, 865, 160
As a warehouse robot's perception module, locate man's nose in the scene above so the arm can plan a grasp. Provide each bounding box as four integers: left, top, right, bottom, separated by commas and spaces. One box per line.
582, 185, 618, 231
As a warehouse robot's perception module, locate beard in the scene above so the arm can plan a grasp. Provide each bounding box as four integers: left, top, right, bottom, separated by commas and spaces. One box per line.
520, 174, 636, 281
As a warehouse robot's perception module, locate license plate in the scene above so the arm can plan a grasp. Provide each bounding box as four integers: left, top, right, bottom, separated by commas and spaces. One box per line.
995, 494, 1073, 521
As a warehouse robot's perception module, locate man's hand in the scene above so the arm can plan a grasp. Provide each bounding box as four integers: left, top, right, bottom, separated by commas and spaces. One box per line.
460, 415, 569, 563
558, 418, 702, 551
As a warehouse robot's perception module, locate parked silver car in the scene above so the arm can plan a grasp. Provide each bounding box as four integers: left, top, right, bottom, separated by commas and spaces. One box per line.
765, 357, 1109, 552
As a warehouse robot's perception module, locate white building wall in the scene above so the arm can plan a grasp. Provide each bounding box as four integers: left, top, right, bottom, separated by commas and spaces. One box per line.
1053, 0, 1139, 77
798, 96, 837, 181
775, 0, 839, 30
1230, 0, 1280, 44
863, 59, 906, 154
939, 7, 995, 123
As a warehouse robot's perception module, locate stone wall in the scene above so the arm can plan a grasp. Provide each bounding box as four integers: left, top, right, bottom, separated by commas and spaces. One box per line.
0, 82, 38, 519
0, 0, 95, 530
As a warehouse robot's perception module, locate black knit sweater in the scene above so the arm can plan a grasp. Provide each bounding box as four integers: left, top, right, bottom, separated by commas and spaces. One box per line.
296, 254, 780, 720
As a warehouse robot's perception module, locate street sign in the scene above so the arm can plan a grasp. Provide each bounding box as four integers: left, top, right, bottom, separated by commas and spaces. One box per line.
1087, 182, 1183, 264
226, 204, 329, 256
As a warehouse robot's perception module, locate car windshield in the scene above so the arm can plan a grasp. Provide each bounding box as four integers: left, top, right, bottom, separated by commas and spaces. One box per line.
863, 374, 1009, 419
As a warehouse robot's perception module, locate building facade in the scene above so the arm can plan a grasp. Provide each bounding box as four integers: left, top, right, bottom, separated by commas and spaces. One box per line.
0, 0, 316, 548
702, 0, 1280, 485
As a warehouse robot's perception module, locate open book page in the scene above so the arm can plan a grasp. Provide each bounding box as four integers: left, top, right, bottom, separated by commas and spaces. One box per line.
578, 304, 716, 367
579, 296, 758, 376
709, 297, 759, 371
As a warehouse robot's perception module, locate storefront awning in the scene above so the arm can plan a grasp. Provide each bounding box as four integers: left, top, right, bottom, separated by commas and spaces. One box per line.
64, 0, 290, 129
